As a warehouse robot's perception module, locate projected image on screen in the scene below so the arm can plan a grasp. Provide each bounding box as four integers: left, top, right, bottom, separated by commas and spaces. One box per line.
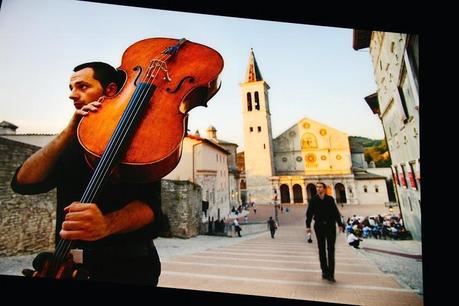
0, 1, 420, 305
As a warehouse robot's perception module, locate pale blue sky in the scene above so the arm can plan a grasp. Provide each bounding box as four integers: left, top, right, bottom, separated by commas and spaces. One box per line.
0, 0, 387, 151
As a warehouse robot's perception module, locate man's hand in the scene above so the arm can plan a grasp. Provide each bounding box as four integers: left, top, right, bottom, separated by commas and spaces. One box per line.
75, 98, 104, 117
67, 97, 105, 131
305, 228, 311, 234
338, 225, 344, 233
60, 202, 110, 241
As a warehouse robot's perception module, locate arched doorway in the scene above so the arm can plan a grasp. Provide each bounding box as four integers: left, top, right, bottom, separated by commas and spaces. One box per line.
293, 184, 303, 203
335, 183, 347, 204
306, 183, 317, 201
240, 180, 247, 204
280, 184, 290, 203
240, 180, 246, 190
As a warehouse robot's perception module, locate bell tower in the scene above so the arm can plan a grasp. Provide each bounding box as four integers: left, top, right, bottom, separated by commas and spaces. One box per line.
240, 49, 275, 204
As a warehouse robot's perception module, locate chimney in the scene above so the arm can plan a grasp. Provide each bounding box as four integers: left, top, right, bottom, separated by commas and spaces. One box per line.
206, 125, 217, 139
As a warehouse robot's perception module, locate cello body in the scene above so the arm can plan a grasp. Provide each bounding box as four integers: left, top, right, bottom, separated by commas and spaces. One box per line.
78, 37, 224, 182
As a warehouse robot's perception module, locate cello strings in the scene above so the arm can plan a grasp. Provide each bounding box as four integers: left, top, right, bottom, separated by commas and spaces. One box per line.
80, 54, 169, 206
55, 49, 174, 264
81, 50, 173, 203
81, 53, 169, 204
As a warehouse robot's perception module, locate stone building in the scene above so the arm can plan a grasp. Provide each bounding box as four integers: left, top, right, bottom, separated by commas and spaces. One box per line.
0, 121, 18, 134
349, 138, 368, 169
205, 126, 241, 211
0, 120, 57, 147
164, 132, 231, 222
240, 49, 389, 206
240, 49, 275, 206
353, 31, 420, 240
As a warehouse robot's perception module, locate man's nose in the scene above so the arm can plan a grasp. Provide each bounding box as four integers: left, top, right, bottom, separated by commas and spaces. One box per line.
69, 89, 78, 100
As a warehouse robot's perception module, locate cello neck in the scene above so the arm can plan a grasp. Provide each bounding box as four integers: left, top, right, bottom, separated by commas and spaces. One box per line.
163, 38, 187, 55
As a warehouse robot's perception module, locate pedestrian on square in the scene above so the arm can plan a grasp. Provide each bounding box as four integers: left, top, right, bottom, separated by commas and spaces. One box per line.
347, 230, 363, 248
267, 216, 278, 238
233, 218, 242, 237
305, 182, 344, 282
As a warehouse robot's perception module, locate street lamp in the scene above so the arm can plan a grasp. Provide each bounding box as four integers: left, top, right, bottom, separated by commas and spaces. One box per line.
273, 188, 279, 224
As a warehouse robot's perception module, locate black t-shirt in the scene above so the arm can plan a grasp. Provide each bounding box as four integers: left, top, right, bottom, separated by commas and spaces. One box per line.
305, 194, 344, 228
11, 137, 163, 249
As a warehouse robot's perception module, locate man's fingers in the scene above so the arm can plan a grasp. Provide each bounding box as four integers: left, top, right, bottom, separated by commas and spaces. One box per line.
59, 229, 86, 240
64, 202, 93, 213
62, 220, 86, 230
82, 104, 100, 112
76, 101, 102, 116
75, 109, 89, 116
64, 211, 88, 221
89, 101, 102, 107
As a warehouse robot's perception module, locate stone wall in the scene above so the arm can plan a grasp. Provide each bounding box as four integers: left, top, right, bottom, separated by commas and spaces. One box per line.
246, 175, 274, 204
0, 137, 56, 257
0, 137, 205, 257
161, 179, 202, 239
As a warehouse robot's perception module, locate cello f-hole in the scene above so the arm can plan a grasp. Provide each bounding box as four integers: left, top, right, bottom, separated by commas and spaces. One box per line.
166, 76, 194, 93
133, 66, 142, 86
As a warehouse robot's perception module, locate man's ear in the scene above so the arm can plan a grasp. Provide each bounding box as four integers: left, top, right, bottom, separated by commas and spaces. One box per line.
104, 82, 118, 97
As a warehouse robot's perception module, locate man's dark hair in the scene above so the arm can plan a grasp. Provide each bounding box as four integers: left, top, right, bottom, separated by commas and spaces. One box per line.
316, 182, 327, 188
73, 61, 123, 91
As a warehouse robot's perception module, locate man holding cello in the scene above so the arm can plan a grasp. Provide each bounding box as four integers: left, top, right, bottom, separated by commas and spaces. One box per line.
11, 62, 163, 286
11, 37, 223, 286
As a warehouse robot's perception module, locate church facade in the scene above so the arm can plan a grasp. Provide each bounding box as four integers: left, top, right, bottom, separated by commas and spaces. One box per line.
240, 50, 388, 206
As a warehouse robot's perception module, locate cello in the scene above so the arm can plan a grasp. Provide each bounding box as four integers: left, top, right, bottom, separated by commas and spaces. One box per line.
22, 37, 224, 279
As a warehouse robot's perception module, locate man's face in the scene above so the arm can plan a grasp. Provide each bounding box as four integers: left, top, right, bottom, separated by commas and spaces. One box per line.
316, 184, 325, 194
68, 67, 104, 109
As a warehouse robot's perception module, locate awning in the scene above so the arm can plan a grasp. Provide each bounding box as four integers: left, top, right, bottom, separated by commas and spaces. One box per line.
364, 92, 380, 115
352, 29, 372, 50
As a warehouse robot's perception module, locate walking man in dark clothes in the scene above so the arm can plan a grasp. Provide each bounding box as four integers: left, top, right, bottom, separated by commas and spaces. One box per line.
267, 216, 278, 238
305, 182, 344, 282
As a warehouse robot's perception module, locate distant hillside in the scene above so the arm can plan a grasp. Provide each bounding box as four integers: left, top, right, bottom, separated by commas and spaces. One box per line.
349, 136, 383, 148
349, 136, 391, 167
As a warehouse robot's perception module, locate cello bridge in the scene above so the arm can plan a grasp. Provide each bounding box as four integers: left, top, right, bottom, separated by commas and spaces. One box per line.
147, 59, 172, 82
